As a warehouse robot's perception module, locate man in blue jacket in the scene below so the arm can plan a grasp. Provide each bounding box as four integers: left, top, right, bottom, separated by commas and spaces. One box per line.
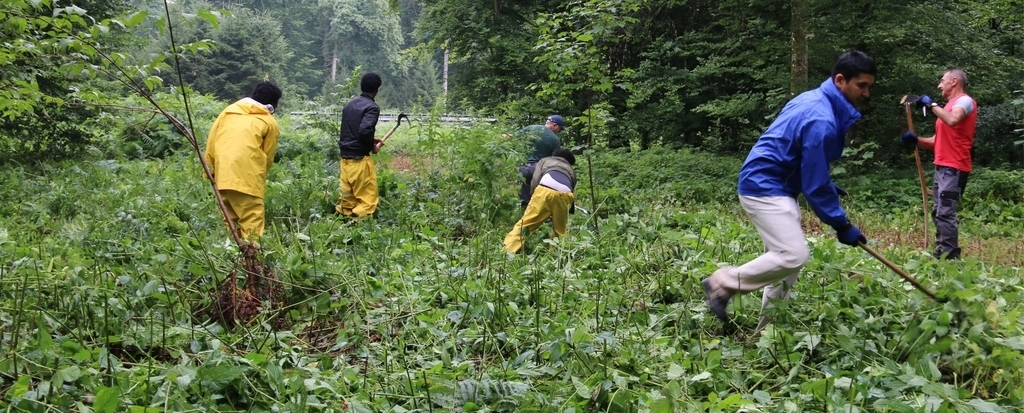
701, 51, 875, 329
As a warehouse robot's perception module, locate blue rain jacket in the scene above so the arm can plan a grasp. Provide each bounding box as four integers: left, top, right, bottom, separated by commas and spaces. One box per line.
737, 78, 861, 229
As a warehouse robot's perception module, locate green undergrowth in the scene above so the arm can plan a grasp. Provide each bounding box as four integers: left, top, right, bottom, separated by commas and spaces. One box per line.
0, 119, 1022, 412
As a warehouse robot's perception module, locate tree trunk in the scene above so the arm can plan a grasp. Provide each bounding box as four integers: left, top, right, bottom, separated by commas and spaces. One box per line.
331, 42, 338, 82
790, 0, 809, 95
442, 41, 449, 102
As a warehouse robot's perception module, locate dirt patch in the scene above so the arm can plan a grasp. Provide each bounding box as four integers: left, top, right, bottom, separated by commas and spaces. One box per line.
801, 214, 1024, 266
385, 154, 436, 175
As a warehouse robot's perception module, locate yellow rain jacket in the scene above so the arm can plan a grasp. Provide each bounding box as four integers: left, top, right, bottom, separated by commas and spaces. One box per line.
204, 98, 281, 198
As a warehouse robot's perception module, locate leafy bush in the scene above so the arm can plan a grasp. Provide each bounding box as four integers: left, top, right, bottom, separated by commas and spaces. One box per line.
973, 102, 1024, 168
0, 77, 99, 164
582, 147, 741, 214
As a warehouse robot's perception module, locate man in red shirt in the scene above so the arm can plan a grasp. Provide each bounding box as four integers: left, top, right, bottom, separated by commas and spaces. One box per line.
900, 68, 978, 260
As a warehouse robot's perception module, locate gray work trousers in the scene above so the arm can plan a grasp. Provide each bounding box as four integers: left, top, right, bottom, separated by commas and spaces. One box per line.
932, 166, 969, 259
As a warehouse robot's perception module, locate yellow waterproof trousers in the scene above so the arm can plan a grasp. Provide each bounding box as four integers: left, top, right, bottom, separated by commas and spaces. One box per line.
220, 189, 265, 241
503, 186, 574, 253
336, 157, 379, 217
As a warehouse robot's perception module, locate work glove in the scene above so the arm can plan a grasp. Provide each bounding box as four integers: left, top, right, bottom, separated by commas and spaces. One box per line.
570, 204, 576, 215
833, 222, 866, 246
899, 131, 918, 148
915, 95, 933, 109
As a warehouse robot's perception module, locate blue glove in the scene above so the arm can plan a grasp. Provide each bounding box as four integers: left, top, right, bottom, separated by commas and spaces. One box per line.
915, 95, 933, 109
834, 222, 866, 246
900, 131, 918, 147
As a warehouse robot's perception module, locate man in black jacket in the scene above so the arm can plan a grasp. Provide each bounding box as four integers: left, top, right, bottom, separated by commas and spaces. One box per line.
335, 73, 384, 217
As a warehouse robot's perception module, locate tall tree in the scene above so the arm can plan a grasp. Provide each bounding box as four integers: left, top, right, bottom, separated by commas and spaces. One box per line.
417, 0, 564, 111
163, 5, 293, 102
320, 0, 404, 83
790, 0, 809, 95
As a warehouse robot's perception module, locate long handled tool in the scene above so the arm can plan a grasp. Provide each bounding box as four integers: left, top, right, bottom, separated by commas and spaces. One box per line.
900, 95, 930, 249
858, 241, 943, 302
375, 113, 410, 152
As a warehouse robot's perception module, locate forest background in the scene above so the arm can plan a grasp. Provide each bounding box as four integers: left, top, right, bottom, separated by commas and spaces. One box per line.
2, 0, 1023, 166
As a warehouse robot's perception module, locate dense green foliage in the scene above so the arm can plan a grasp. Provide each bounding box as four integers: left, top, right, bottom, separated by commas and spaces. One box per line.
2, 118, 1024, 411
3, 0, 1023, 167
421, 0, 1024, 165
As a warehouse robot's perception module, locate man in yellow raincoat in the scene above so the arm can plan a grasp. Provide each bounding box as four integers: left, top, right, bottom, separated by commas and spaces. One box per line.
504, 149, 577, 253
336, 73, 384, 217
203, 81, 282, 241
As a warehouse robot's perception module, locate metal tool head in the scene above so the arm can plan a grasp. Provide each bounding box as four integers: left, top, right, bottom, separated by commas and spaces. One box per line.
900, 94, 921, 106
397, 113, 410, 125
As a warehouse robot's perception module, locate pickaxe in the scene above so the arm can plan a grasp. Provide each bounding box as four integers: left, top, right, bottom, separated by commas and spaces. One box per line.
375, 113, 410, 152
900, 94, 930, 249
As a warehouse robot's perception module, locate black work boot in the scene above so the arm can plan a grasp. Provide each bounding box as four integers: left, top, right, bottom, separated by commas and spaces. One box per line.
701, 278, 731, 323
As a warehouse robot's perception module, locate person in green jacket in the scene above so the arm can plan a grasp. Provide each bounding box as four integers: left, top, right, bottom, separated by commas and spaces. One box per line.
504, 149, 576, 253
516, 115, 564, 207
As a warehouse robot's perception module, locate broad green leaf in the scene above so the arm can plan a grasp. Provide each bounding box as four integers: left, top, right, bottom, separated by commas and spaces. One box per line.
347, 401, 373, 413
197, 9, 222, 29
175, 373, 193, 387
716, 393, 752, 408
93, 386, 120, 413
266, 363, 284, 393
752, 390, 771, 403
55, 365, 82, 383
689, 371, 711, 382
572, 376, 590, 398
244, 352, 267, 364
198, 364, 245, 391
993, 336, 1024, 351
6, 375, 30, 399
666, 363, 685, 380
36, 322, 53, 350
966, 399, 1006, 413
125, 10, 147, 28
650, 397, 673, 413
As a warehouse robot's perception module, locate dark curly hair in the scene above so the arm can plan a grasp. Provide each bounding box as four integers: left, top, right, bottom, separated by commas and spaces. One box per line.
553, 149, 576, 166
361, 73, 382, 93
249, 81, 282, 107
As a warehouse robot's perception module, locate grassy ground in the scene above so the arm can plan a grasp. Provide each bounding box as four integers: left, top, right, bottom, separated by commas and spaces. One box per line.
0, 119, 1022, 412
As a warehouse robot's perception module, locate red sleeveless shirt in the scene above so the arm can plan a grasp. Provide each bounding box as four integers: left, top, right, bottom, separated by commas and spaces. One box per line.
933, 95, 978, 172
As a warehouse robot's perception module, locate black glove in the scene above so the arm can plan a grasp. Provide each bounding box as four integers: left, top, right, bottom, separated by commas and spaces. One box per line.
833, 183, 848, 197
899, 131, 918, 147
570, 204, 576, 215
915, 95, 933, 109
833, 222, 866, 246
